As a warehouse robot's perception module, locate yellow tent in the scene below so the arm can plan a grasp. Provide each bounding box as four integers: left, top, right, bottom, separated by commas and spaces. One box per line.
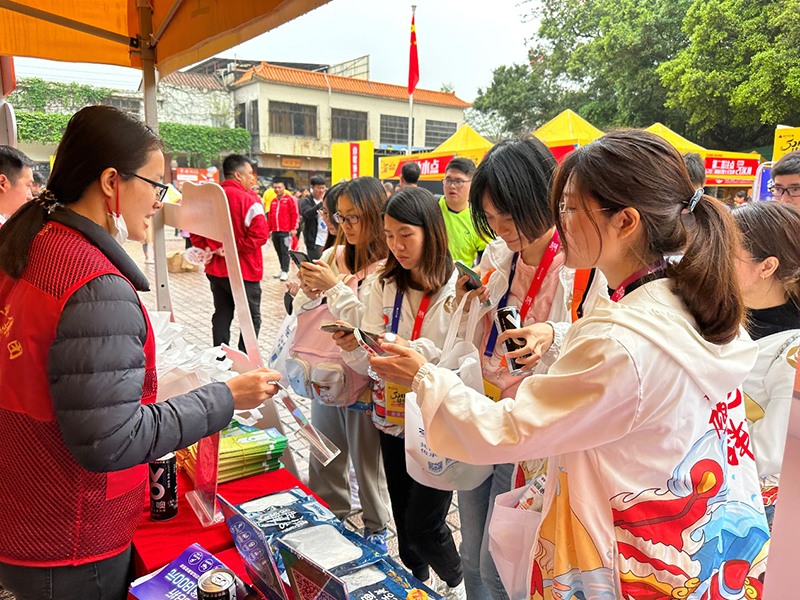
434, 124, 492, 153
0, 0, 329, 310
645, 123, 706, 154
534, 109, 604, 146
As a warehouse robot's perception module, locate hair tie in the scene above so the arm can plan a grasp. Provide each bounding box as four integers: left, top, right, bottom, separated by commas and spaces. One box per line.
685, 188, 703, 213
34, 189, 61, 214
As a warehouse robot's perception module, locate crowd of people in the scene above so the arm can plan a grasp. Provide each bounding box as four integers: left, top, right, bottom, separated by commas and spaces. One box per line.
0, 105, 798, 600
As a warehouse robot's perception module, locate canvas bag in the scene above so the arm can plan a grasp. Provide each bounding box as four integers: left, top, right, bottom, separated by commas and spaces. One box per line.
286, 249, 372, 408
488, 485, 543, 600
405, 295, 493, 491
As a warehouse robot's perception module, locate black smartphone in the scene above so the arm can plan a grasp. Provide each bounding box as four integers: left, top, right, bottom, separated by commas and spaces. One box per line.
455, 261, 482, 291
320, 322, 356, 335
289, 250, 310, 269
354, 329, 389, 357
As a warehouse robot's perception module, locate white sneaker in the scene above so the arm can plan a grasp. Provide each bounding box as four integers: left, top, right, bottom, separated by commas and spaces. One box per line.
279, 271, 289, 281
440, 580, 466, 600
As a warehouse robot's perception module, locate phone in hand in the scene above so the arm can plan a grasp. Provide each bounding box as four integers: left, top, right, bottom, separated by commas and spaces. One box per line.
354, 329, 389, 357
320, 322, 356, 335
289, 250, 310, 269
455, 261, 482, 291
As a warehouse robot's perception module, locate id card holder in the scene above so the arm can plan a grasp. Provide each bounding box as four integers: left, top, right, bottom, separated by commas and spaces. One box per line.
483, 378, 502, 403
385, 381, 411, 425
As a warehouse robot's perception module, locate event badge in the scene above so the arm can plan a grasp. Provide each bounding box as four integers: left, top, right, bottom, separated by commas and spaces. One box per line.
483, 379, 502, 403
385, 382, 411, 425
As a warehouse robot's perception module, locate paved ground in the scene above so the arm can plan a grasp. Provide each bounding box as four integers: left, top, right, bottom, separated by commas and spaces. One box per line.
132, 233, 463, 566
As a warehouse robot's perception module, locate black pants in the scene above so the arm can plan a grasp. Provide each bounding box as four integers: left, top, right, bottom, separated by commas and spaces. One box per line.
379, 432, 463, 587
306, 240, 322, 262
0, 545, 133, 600
207, 274, 262, 351
271, 231, 291, 273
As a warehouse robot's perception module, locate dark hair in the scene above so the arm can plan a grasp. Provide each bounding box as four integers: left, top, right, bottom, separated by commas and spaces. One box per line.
446, 157, 476, 177
469, 136, 557, 244
338, 177, 389, 276
0, 106, 163, 279
310, 175, 325, 186
552, 129, 743, 344
32, 171, 46, 186
734, 190, 748, 199
381, 187, 454, 295
383, 182, 394, 196
683, 152, 706, 189
401, 162, 421, 184
0, 145, 34, 184
733, 201, 800, 304
772, 150, 800, 177
322, 182, 344, 251
222, 154, 250, 180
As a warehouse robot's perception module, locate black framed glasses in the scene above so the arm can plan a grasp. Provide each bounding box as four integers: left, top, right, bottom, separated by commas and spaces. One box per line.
333, 212, 360, 225
131, 173, 169, 202
768, 185, 800, 198
442, 177, 471, 189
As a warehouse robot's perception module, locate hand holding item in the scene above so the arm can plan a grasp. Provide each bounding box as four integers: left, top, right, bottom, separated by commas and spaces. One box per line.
300, 260, 339, 291
286, 281, 300, 297
332, 327, 360, 352
368, 343, 428, 389
497, 322, 555, 371
455, 275, 490, 312
226, 367, 283, 410
378, 332, 409, 348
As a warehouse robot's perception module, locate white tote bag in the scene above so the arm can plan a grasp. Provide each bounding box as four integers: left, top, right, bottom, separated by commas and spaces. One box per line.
405, 295, 492, 490
488, 486, 543, 600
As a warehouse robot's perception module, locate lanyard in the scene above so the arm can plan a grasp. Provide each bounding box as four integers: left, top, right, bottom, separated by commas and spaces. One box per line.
484, 230, 561, 357
392, 291, 432, 341
610, 260, 666, 302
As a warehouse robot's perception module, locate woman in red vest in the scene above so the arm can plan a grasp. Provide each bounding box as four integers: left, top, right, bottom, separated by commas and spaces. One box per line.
0, 106, 281, 600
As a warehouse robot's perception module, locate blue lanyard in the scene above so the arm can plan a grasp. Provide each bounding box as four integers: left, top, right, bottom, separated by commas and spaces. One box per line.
391, 291, 404, 334
483, 253, 519, 357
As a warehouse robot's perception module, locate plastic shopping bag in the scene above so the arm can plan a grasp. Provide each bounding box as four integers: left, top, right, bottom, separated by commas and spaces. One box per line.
267, 312, 296, 386
488, 486, 542, 600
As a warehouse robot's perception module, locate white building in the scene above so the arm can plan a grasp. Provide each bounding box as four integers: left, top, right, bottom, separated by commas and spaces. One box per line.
231, 61, 470, 187
154, 72, 235, 128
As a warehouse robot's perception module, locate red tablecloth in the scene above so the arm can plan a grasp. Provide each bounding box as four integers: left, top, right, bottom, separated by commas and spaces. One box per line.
133, 468, 320, 577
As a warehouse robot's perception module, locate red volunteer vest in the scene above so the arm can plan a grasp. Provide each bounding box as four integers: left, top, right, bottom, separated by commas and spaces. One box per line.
0, 222, 157, 567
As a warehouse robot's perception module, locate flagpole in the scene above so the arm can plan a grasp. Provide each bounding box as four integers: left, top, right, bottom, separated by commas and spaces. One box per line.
407, 5, 416, 156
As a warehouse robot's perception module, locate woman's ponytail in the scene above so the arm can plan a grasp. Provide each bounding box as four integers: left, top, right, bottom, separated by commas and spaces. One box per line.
670, 196, 744, 345
0, 198, 49, 279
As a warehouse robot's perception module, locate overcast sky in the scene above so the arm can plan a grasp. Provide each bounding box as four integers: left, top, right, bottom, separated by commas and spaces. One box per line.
12, 0, 533, 103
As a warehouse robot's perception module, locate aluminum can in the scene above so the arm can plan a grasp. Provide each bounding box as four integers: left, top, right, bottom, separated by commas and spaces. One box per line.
197, 568, 237, 600
149, 452, 178, 521
495, 305, 528, 376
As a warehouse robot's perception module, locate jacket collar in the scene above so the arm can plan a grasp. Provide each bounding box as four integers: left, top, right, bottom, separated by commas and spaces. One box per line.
221, 179, 247, 193
48, 207, 151, 292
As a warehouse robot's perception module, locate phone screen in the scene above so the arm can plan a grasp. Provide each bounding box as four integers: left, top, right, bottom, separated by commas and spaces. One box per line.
289, 250, 309, 268
355, 329, 388, 357
455, 262, 482, 290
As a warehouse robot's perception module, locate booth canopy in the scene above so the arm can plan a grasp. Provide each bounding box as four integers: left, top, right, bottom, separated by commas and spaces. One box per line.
534, 109, 604, 146
0, 0, 329, 76
434, 124, 492, 153
645, 123, 706, 154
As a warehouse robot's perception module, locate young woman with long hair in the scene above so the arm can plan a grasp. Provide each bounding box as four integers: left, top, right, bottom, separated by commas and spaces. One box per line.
0, 106, 280, 600
331, 186, 465, 599
292, 176, 392, 550
732, 201, 800, 529
370, 130, 769, 599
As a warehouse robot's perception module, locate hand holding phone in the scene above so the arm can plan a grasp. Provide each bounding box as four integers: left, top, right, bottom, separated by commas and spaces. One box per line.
289, 249, 310, 269
455, 261, 482, 291
320, 322, 356, 335
354, 329, 389, 357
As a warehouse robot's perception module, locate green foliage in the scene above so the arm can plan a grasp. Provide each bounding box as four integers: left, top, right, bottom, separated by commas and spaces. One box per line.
473, 0, 794, 150
159, 122, 251, 167
8, 77, 114, 113
15, 111, 251, 166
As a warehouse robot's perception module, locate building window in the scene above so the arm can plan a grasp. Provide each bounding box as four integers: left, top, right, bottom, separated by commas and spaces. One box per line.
236, 103, 246, 129
269, 101, 317, 138
104, 97, 141, 119
425, 120, 458, 148
247, 100, 259, 134
331, 109, 368, 141
380, 115, 413, 146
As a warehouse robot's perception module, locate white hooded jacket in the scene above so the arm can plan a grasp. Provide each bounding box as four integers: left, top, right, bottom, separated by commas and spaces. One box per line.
413, 278, 769, 599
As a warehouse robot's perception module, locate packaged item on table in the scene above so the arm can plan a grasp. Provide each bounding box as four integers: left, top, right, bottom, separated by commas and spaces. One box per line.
128, 543, 251, 600
149, 453, 178, 521
197, 568, 237, 600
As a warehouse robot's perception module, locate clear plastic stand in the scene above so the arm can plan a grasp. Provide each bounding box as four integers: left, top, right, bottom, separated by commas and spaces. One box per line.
185, 431, 224, 526
275, 386, 341, 467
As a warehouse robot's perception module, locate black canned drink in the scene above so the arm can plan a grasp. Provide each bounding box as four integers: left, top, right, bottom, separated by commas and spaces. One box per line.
149, 452, 178, 521
495, 306, 529, 377
197, 568, 237, 600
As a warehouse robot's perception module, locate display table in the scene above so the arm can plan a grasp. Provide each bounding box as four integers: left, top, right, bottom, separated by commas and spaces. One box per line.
133, 468, 321, 577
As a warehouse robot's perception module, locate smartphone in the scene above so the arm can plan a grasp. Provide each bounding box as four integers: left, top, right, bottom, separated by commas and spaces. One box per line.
289, 249, 310, 269
354, 329, 389, 357
455, 261, 482, 291
320, 322, 356, 335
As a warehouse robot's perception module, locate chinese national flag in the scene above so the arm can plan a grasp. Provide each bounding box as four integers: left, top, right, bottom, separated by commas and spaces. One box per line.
408, 13, 419, 95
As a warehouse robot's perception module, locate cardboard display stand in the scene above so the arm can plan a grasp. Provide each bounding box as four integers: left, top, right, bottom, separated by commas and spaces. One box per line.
162, 182, 299, 525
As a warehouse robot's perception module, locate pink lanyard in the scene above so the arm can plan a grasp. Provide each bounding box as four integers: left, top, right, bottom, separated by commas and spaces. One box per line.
610, 261, 665, 302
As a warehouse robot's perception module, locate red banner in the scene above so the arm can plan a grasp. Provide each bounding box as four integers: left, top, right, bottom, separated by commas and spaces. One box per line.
408, 14, 419, 95
705, 156, 759, 179
549, 144, 578, 164
350, 142, 360, 179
